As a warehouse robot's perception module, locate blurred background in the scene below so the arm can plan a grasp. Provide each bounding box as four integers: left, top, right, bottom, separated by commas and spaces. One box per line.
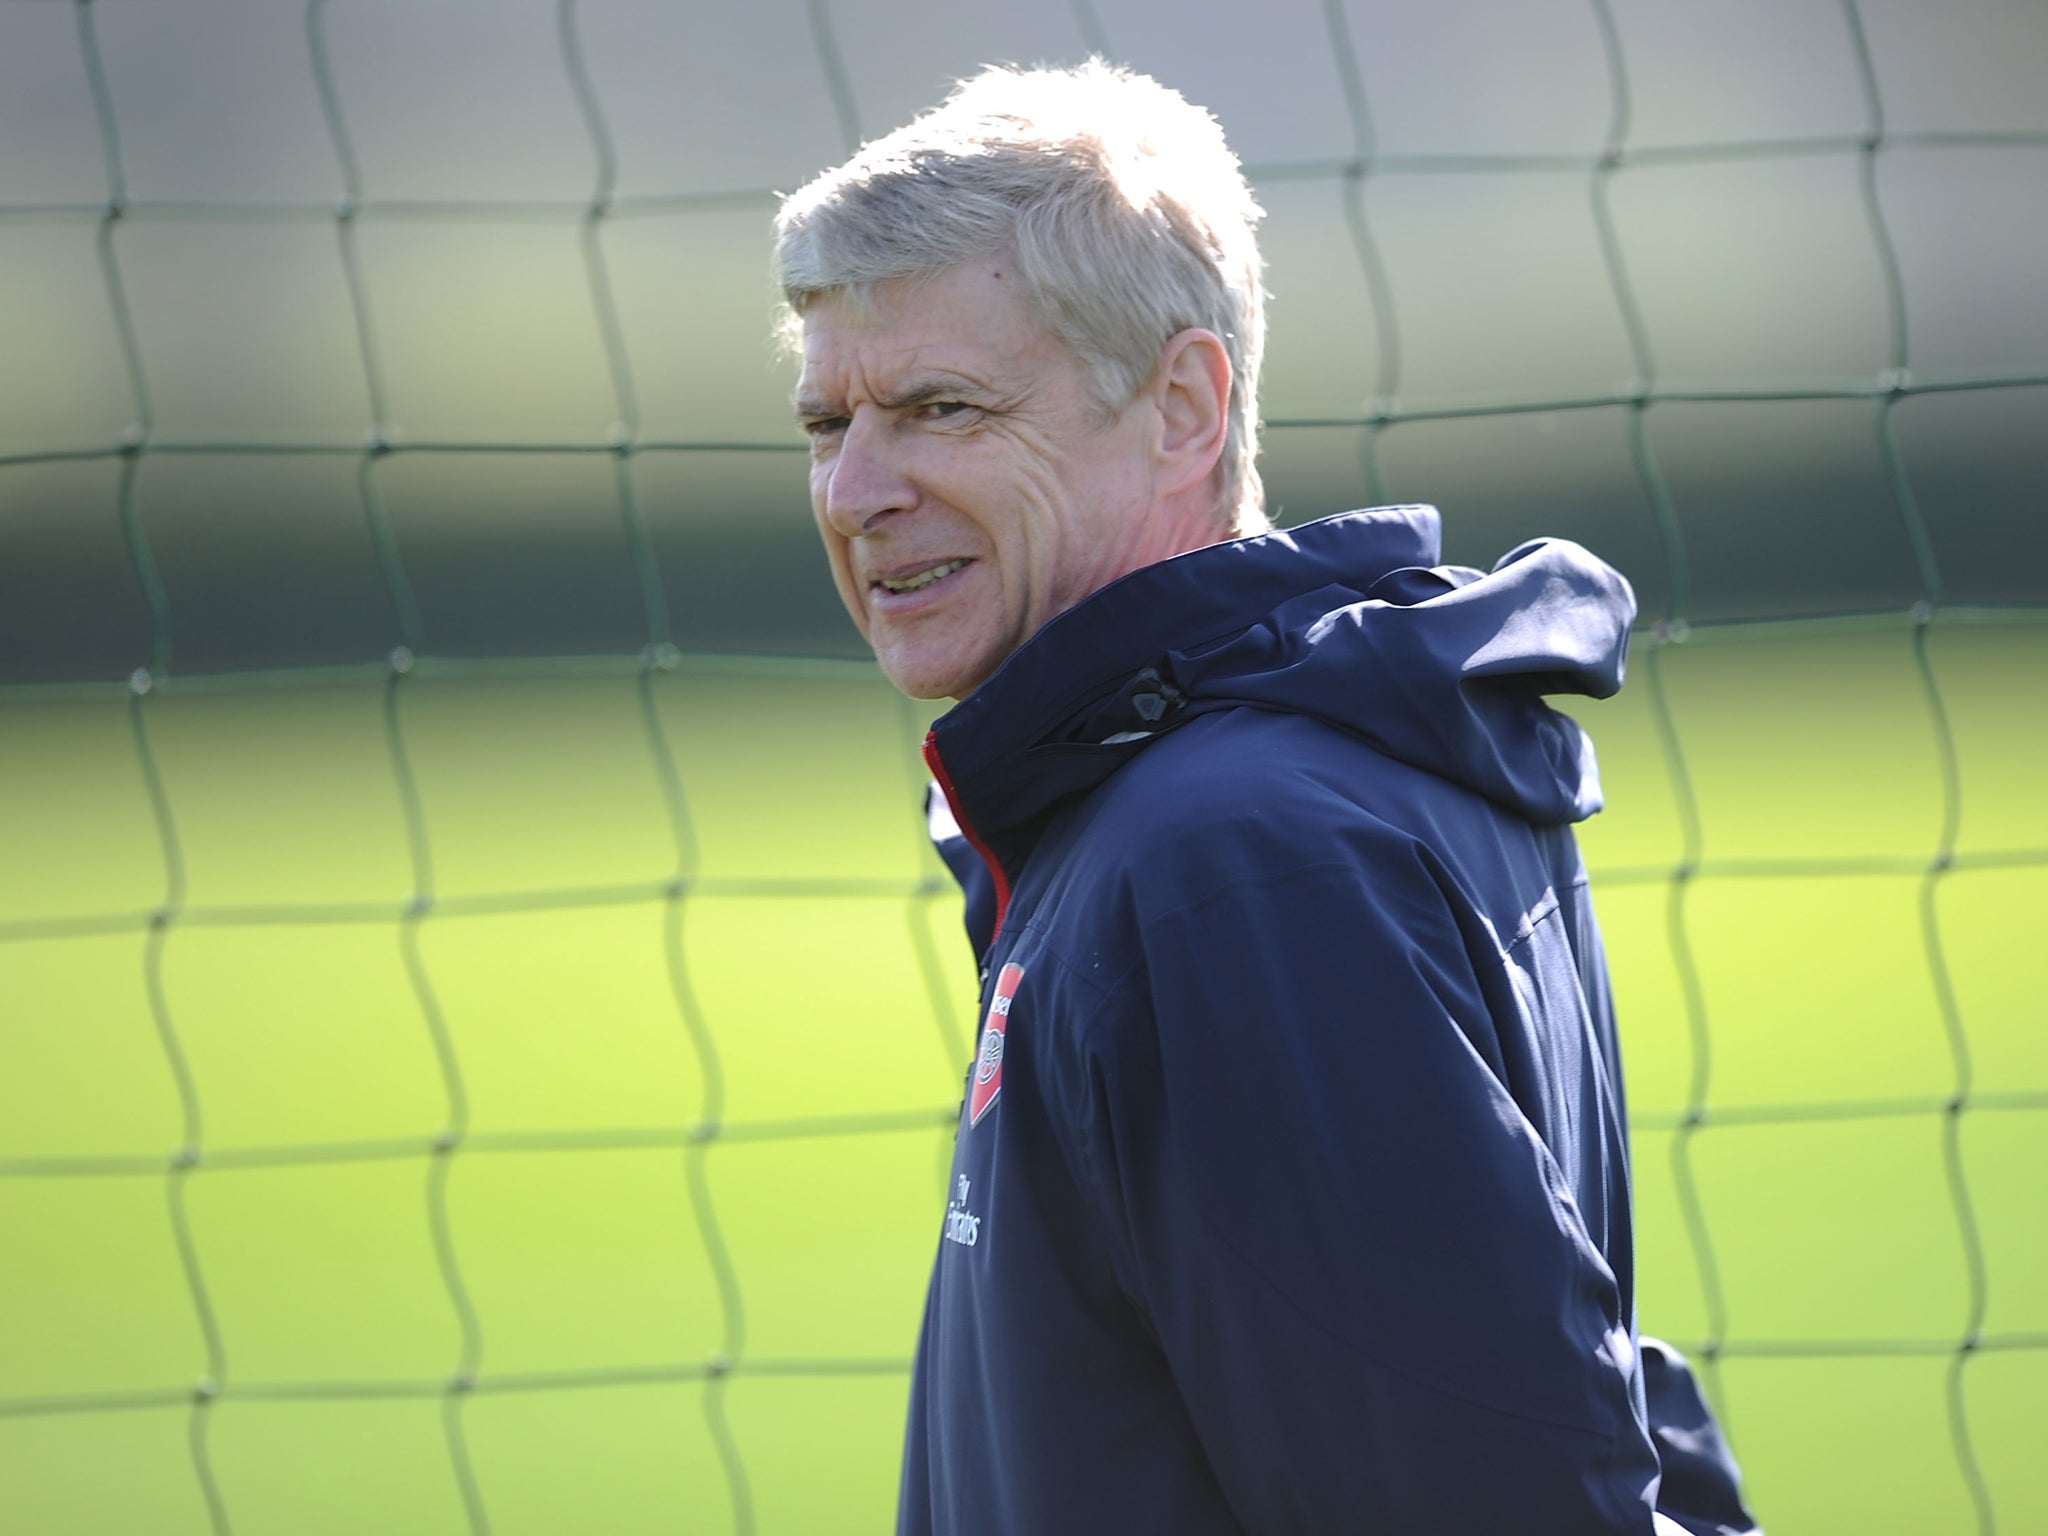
1, 0, 2043, 1531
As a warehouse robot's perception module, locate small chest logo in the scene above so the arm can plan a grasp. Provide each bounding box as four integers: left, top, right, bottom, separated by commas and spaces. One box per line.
968, 962, 1023, 1127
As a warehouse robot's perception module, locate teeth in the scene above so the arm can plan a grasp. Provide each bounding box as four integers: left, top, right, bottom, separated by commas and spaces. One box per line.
877, 560, 968, 593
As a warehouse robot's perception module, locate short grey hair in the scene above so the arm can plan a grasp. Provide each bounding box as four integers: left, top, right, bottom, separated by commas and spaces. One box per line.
773, 60, 1269, 534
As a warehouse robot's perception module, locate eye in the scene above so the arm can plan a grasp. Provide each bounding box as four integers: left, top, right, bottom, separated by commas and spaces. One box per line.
915, 400, 974, 423
802, 415, 849, 442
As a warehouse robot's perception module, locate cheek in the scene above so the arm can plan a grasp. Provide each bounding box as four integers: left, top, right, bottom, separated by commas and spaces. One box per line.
808, 473, 843, 549
999, 455, 1083, 554
808, 501, 865, 617
823, 538, 862, 606
1027, 469, 1125, 603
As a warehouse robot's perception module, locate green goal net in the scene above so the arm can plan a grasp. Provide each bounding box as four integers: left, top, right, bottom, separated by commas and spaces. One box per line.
1, 2, 2043, 1533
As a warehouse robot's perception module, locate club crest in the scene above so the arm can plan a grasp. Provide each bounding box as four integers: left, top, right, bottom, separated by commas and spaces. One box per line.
968, 963, 1023, 1127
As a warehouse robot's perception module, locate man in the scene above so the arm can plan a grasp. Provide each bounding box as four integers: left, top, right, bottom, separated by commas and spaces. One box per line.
774, 61, 1758, 1536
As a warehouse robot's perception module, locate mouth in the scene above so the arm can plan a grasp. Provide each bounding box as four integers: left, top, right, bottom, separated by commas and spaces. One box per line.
871, 559, 972, 596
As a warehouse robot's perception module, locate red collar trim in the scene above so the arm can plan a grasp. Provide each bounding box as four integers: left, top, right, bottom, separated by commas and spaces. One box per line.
923, 728, 1011, 942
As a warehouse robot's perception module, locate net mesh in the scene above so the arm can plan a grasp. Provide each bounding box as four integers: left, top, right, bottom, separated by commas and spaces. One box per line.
1, 0, 2043, 1531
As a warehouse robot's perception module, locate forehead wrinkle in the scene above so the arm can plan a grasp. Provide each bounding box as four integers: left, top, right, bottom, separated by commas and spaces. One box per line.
802, 263, 1058, 373
796, 278, 1063, 421
795, 366, 1010, 421
877, 373, 1010, 410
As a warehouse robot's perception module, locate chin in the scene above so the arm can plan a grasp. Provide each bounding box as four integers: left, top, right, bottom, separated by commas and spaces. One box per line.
877, 644, 992, 703
883, 667, 974, 703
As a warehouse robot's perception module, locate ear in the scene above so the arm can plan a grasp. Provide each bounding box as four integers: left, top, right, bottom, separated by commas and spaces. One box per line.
1150, 328, 1232, 502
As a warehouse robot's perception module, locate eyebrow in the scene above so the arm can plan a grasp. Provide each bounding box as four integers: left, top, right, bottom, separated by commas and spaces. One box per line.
794, 373, 995, 421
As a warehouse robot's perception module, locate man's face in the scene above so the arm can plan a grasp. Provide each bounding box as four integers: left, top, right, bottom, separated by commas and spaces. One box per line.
797, 257, 1167, 700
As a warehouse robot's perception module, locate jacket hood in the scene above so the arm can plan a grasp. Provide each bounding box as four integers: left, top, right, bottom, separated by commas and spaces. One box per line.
926, 506, 1635, 886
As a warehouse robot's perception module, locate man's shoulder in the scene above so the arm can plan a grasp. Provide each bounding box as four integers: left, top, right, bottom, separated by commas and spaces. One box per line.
1090, 705, 1429, 838
1056, 707, 1437, 906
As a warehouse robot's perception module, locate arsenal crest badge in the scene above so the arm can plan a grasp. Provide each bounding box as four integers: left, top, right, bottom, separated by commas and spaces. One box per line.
968, 963, 1023, 1127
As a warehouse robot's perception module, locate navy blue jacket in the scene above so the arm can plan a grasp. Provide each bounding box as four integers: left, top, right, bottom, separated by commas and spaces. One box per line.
905, 508, 1756, 1536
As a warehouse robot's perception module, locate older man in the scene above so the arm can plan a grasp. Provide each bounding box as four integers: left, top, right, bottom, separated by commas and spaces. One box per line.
775, 61, 1756, 1536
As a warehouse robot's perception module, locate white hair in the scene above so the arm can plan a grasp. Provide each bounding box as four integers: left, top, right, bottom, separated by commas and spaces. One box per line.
773, 60, 1269, 534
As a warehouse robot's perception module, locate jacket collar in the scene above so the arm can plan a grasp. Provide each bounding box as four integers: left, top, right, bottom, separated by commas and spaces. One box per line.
921, 508, 1444, 934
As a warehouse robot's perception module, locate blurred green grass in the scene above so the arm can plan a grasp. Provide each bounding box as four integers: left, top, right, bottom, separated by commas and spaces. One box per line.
1, 621, 2043, 1534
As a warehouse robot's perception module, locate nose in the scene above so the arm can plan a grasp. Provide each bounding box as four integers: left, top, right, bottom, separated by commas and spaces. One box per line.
819, 409, 917, 538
